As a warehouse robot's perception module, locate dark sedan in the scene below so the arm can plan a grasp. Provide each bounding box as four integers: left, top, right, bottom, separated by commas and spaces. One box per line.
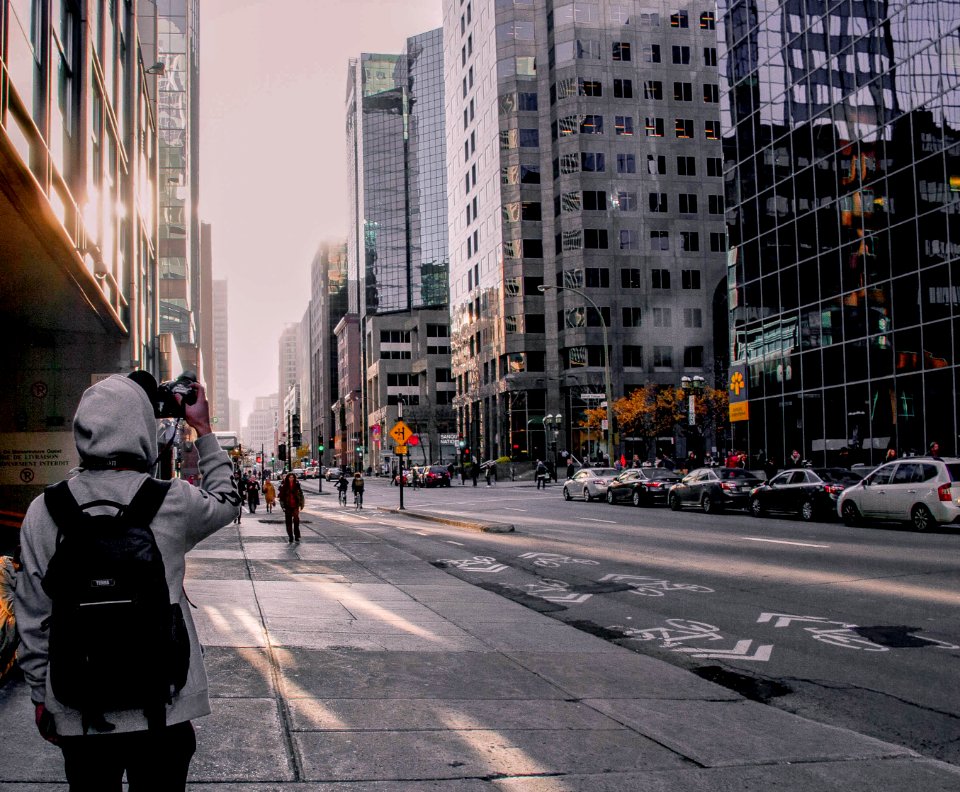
668, 467, 763, 514
606, 468, 682, 506
749, 467, 863, 521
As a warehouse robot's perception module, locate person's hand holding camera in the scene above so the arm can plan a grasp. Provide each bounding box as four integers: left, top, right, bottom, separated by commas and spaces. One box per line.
178, 382, 212, 437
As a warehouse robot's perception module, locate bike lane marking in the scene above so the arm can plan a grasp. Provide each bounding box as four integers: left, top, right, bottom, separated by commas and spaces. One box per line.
742, 537, 830, 548
584, 517, 617, 524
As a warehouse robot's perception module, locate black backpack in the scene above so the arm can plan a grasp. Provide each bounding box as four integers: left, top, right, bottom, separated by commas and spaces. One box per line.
41, 478, 190, 733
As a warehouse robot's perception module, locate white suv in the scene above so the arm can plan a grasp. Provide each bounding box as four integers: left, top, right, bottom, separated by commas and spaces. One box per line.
837, 457, 960, 531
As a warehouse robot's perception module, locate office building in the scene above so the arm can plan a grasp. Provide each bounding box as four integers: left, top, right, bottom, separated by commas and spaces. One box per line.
0, 0, 161, 519
346, 28, 455, 471
719, 0, 960, 462
442, 0, 727, 463
212, 279, 231, 431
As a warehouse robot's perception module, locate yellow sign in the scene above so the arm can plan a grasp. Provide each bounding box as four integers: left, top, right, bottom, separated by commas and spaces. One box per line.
389, 421, 413, 444
729, 401, 750, 422
395, 444, 408, 455
729, 371, 745, 397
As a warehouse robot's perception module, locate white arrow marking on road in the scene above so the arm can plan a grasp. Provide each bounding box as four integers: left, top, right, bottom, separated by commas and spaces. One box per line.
446, 541, 465, 546
673, 639, 773, 662
504, 507, 527, 512
584, 517, 617, 524
757, 612, 855, 628
542, 592, 593, 604
743, 537, 830, 548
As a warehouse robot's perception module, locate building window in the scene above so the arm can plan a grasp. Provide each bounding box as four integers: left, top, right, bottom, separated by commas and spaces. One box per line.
643, 80, 662, 99
704, 120, 720, 140
681, 269, 701, 289
645, 117, 664, 137
677, 155, 696, 175
672, 45, 690, 64
623, 346, 644, 367
680, 231, 700, 251
670, 10, 689, 28
522, 238, 544, 257
585, 268, 610, 288
703, 83, 719, 103
521, 201, 542, 221
584, 229, 608, 249
615, 191, 637, 211
619, 229, 639, 249
706, 156, 723, 177
612, 41, 632, 61
521, 164, 540, 183
557, 153, 580, 174
614, 115, 634, 135
587, 306, 611, 327
583, 190, 607, 210
650, 231, 670, 251
673, 81, 692, 101
648, 154, 666, 174
653, 346, 673, 368
683, 307, 703, 327
621, 268, 643, 288
617, 153, 636, 173
679, 194, 698, 213
644, 44, 661, 62
581, 151, 605, 171
709, 231, 726, 252
622, 308, 642, 328
652, 268, 671, 288
520, 128, 539, 146
649, 193, 668, 212
581, 114, 604, 133
676, 118, 694, 138
518, 91, 538, 110
561, 230, 584, 251
653, 307, 672, 327
704, 47, 717, 66
579, 78, 603, 96
577, 39, 601, 59
613, 78, 633, 98
700, 11, 715, 29
683, 346, 703, 368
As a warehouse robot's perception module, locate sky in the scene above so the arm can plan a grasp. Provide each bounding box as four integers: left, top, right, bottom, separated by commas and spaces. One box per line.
200, 0, 443, 424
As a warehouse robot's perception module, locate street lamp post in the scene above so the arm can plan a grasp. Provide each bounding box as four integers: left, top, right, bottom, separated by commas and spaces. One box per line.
538, 284, 614, 461
544, 413, 562, 473
680, 375, 706, 426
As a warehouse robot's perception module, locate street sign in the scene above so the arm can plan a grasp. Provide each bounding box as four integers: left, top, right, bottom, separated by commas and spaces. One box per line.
439, 433, 458, 444
582, 393, 604, 400
395, 444, 408, 455
389, 420, 413, 444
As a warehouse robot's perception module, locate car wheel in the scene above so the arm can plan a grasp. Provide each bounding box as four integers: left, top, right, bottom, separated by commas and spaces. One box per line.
799, 499, 816, 522
632, 491, 642, 507
583, 487, 592, 502
911, 504, 934, 532
841, 501, 861, 527
669, 494, 681, 511
606, 490, 615, 504
749, 497, 764, 518
563, 487, 572, 501
702, 494, 720, 514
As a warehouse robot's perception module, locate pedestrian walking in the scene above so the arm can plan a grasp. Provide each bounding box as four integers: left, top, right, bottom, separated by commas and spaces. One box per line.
460, 463, 467, 486
490, 459, 498, 485
471, 457, 479, 487
485, 462, 492, 486
535, 460, 548, 490
278, 472, 304, 543
14, 372, 240, 790
262, 478, 276, 513
929, 441, 943, 460
246, 477, 260, 514
566, 458, 575, 479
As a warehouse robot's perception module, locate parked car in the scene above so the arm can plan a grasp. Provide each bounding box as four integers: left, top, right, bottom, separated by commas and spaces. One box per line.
837, 456, 960, 531
749, 467, 862, 521
668, 467, 764, 513
562, 468, 619, 502
606, 468, 682, 506
422, 465, 452, 487
324, 467, 342, 481
392, 468, 414, 486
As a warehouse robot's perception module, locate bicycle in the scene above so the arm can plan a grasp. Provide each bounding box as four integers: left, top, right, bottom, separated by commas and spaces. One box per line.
338, 486, 348, 506
354, 489, 363, 510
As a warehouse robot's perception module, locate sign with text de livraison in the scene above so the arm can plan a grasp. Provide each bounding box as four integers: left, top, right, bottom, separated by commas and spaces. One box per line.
0, 432, 78, 486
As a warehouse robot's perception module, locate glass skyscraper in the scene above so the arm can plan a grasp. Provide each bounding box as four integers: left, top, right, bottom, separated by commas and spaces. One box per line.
719, 0, 960, 463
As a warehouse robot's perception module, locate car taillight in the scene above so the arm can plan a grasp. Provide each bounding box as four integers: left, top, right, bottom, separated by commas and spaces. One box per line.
823, 484, 844, 495
720, 482, 737, 491
938, 483, 952, 502
646, 481, 663, 488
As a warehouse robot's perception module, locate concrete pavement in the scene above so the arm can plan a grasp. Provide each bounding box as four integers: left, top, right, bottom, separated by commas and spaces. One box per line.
1, 498, 958, 790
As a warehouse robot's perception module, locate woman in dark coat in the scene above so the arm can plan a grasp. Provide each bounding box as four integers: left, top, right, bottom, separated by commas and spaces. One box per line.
278, 473, 304, 543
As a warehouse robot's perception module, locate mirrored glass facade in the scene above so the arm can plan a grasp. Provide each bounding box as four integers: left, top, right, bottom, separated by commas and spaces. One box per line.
720, 0, 960, 463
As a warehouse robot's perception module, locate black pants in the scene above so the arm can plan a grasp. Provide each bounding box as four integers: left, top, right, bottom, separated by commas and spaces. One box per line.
59, 720, 195, 792
284, 508, 301, 541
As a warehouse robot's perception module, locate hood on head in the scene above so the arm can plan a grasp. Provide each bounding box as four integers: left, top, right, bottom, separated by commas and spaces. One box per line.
74, 375, 158, 466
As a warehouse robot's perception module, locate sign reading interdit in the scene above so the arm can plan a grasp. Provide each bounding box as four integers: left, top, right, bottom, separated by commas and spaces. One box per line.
728, 365, 749, 422
0, 432, 78, 486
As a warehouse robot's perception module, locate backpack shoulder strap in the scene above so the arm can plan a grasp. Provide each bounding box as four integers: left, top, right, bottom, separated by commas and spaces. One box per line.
122, 478, 172, 526
43, 481, 84, 539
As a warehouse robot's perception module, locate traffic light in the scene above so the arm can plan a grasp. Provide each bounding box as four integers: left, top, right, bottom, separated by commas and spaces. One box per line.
318, 443, 325, 453
278, 443, 287, 461
291, 413, 301, 434
463, 447, 470, 457
292, 432, 301, 447
356, 445, 363, 453
256, 455, 262, 464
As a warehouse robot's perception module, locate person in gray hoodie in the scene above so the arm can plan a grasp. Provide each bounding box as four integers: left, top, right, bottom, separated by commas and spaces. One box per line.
15, 373, 241, 790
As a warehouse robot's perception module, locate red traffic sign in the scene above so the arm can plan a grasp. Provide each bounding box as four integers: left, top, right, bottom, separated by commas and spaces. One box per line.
408, 434, 420, 446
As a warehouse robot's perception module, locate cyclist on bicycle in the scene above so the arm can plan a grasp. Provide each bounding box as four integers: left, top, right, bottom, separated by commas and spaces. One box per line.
336, 473, 349, 506
351, 471, 365, 509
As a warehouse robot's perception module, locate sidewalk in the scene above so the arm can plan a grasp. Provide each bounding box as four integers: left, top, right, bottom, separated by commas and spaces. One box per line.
2, 503, 959, 790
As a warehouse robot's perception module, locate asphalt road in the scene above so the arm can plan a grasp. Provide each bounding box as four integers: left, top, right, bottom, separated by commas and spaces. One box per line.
304, 477, 960, 766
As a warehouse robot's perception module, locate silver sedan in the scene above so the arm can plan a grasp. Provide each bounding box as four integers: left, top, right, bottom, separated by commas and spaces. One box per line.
562, 468, 619, 502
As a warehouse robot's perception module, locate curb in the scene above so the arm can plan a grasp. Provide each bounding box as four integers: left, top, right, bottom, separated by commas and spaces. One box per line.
377, 507, 515, 533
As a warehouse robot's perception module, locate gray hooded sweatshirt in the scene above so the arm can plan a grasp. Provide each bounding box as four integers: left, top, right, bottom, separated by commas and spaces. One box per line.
15, 374, 241, 736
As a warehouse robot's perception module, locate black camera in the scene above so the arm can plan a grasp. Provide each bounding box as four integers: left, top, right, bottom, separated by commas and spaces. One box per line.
154, 372, 199, 419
